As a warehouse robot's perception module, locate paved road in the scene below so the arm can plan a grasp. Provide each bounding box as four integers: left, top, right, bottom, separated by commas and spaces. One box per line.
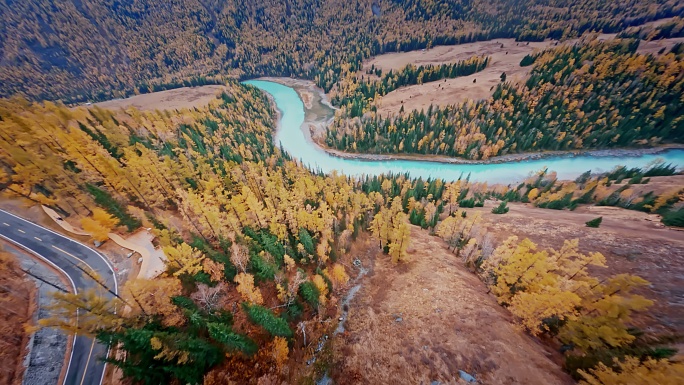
0, 209, 117, 385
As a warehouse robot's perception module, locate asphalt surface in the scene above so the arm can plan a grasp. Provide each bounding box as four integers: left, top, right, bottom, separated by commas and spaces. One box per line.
0, 209, 117, 385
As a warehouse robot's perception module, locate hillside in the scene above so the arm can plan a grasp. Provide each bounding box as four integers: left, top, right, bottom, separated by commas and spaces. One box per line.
2, 0, 683, 102
331, 227, 573, 384
326, 39, 684, 159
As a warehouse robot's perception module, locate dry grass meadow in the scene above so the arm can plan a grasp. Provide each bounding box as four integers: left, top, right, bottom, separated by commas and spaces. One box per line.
94, 85, 227, 111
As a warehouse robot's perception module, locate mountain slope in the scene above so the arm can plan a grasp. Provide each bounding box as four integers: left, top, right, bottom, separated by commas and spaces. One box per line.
1, 0, 683, 102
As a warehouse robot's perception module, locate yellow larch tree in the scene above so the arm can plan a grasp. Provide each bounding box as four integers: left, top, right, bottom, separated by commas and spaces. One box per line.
579, 356, 684, 385
388, 211, 411, 263
312, 274, 329, 305
328, 264, 350, 288
163, 243, 205, 278
559, 274, 653, 351
283, 254, 296, 271
40, 289, 124, 336
92, 208, 119, 230
234, 272, 263, 305
81, 216, 112, 242
202, 258, 225, 282
271, 336, 289, 370
123, 277, 185, 327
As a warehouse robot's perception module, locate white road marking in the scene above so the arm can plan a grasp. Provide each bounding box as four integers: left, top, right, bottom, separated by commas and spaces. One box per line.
34, 237, 42, 241
17, 229, 25, 233
0, 209, 118, 291
52, 245, 96, 274
0, 209, 113, 385
2, 222, 9, 226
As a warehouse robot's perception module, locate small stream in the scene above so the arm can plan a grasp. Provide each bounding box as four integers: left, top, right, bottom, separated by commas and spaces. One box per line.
312, 259, 369, 385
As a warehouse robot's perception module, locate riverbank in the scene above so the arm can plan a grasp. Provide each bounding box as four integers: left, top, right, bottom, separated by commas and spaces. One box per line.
246, 79, 684, 183
318, 143, 684, 165
254, 77, 336, 141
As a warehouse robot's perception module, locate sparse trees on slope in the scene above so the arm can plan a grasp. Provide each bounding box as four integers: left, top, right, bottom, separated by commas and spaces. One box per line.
579, 356, 684, 385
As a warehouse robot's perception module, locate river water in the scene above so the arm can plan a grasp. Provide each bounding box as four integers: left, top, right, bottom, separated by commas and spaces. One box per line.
245, 80, 684, 183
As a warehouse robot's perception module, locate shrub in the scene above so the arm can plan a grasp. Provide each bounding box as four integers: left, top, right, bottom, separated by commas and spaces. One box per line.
520, 54, 536, 67
492, 201, 509, 214
662, 208, 684, 227
586, 217, 603, 228
459, 198, 475, 208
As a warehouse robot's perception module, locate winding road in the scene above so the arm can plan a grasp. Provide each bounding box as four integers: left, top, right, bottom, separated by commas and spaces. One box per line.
0, 209, 117, 385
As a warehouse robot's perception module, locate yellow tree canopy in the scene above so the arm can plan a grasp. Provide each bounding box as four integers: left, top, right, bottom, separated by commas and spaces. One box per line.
163, 243, 205, 278
81, 217, 110, 242
579, 357, 684, 385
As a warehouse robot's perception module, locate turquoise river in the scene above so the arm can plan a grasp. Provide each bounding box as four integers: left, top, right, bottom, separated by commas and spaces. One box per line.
245, 80, 684, 183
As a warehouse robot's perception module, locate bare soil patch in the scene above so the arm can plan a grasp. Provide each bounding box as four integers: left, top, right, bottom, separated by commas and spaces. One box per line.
472, 200, 684, 337
607, 174, 684, 198
93, 85, 227, 111
330, 226, 572, 385
636, 37, 684, 55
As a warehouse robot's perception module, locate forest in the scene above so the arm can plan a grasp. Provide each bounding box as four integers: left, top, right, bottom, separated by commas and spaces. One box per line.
1, 85, 683, 382
1, 1, 684, 384
0, 84, 419, 383
326, 39, 684, 158
1, 0, 684, 103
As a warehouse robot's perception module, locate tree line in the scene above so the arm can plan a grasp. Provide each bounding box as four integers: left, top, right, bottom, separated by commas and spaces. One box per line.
0, 82, 425, 384
332, 55, 490, 118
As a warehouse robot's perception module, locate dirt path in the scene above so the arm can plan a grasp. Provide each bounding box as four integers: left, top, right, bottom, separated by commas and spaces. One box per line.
330, 227, 572, 385
108, 231, 166, 279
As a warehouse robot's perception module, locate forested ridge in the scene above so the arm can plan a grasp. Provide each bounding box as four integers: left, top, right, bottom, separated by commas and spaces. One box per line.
2, 0, 684, 102
0, 83, 426, 383
1, 85, 683, 382
326, 39, 684, 159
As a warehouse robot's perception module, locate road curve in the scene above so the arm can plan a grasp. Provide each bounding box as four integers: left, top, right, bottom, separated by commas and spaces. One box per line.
0, 209, 117, 385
